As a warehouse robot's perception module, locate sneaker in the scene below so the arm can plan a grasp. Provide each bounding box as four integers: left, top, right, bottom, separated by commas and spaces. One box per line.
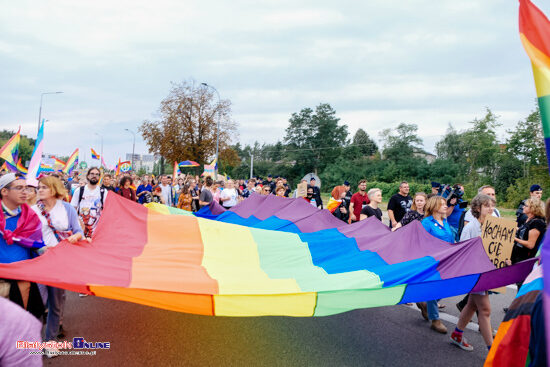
450, 332, 474, 351
431, 320, 448, 334
57, 325, 65, 339
416, 302, 428, 321
476, 324, 498, 337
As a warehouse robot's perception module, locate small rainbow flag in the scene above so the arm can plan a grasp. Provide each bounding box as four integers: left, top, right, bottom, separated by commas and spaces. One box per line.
39, 163, 55, 172
53, 157, 66, 171
62, 148, 79, 174
119, 161, 132, 173
173, 161, 181, 180
115, 158, 121, 175
91, 148, 100, 160
0, 127, 20, 169
16, 158, 27, 174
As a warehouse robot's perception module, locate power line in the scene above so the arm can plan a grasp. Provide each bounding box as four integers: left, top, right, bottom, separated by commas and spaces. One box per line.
242, 141, 380, 155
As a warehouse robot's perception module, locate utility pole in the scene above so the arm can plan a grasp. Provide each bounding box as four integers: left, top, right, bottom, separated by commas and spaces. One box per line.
250, 154, 254, 179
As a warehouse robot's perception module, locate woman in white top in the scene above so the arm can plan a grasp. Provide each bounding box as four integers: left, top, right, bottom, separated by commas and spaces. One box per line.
450, 194, 508, 352
220, 179, 239, 209
32, 176, 84, 342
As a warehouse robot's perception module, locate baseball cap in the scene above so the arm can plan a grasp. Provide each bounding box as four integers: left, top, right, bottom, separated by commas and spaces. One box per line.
431, 181, 441, 188
343, 181, 350, 186
530, 184, 542, 192
0, 173, 20, 190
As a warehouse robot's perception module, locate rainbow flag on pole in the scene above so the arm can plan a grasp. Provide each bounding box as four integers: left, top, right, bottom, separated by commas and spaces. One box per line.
52, 157, 66, 171
486, 2, 550, 365
115, 158, 121, 175
519, 0, 550, 170
16, 158, 27, 174
62, 148, 79, 174
91, 148, 100, 160
173, 161, 181, 179
0, 127, 20, 171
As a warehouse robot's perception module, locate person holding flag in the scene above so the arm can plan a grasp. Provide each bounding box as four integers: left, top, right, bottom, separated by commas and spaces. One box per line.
0, 173, 45, 317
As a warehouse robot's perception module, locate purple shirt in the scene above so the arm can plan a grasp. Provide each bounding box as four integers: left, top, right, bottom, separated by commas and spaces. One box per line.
0, 297, 42, 366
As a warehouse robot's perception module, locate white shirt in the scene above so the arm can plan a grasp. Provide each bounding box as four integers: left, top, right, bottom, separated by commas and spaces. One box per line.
220, 188, 238, 207
32, 200, 68, 248
70, 185, 107, 237
160, 184, 173, 206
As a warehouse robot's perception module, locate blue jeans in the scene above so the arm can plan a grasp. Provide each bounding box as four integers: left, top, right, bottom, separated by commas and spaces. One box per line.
427, 299, 439, 321
45, 287, 65, 341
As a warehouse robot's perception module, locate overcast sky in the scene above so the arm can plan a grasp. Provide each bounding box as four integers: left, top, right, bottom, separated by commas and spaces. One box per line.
1, 0, 549, 165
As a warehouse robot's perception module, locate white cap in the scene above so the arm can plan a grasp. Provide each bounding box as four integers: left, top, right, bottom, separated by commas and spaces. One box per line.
0, 173, 18, 190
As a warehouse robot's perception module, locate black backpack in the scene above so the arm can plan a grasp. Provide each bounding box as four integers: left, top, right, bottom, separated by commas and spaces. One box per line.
77, 186, 106, 211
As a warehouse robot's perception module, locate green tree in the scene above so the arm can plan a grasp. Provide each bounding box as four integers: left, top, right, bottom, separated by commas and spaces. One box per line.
352, 128, 378, 156
506, 106, 546, 170
284, 103, 348, 174
379, 123, 423, 161
139, 80, 238, 165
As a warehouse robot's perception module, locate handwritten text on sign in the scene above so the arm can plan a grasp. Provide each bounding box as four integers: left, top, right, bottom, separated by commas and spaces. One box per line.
481, 216, 516, 269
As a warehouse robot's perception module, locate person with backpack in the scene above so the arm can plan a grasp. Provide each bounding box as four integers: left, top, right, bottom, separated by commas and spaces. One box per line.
70, 167, 107, 239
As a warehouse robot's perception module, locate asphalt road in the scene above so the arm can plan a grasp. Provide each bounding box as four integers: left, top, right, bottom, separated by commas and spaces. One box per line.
41, 287, 517, 367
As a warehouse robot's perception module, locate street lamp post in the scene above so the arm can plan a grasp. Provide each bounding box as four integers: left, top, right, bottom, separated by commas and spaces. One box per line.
201, 82, 221, 180
38, 91, 63, 133
95, 133, 104, 168
125, 129, 136, 171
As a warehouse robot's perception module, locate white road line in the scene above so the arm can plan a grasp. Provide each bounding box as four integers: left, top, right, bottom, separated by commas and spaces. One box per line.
506, 284, 517, 290
403, 304, 479, 331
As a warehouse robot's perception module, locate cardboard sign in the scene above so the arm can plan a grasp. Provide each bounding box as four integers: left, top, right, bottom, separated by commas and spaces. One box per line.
481, 216, 516, 269
296, 182, 308, 198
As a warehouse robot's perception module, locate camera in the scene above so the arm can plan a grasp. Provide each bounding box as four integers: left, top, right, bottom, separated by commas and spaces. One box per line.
437, 184, 468, 209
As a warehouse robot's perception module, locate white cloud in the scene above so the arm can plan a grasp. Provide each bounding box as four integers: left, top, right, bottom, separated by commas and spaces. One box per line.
0, 0, 545, 165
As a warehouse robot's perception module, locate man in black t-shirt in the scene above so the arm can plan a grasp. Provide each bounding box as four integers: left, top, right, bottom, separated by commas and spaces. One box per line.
387, 181, 412, 228
343, 181, 352, 212
199, 177, 214, 208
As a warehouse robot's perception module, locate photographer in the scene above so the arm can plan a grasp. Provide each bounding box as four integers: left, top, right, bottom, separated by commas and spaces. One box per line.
443, 184, 466, 241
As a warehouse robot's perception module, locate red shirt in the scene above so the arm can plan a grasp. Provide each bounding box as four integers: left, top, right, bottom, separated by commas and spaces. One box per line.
350, 192, 370, 221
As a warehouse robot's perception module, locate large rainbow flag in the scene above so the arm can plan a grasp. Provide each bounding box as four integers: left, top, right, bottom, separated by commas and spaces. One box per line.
0, 194, 537, 317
